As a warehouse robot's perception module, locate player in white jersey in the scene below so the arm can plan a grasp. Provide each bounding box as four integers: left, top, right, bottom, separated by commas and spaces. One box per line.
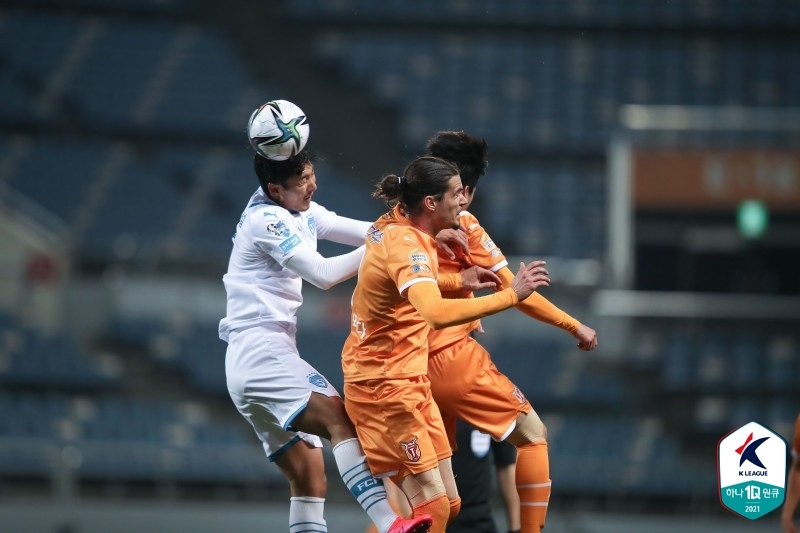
220, 149, 433, 533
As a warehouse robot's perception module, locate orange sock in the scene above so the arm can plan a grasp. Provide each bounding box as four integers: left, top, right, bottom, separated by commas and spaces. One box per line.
446, 496, 462, 526
516, 441, 551, 533
412, 494, 450, 533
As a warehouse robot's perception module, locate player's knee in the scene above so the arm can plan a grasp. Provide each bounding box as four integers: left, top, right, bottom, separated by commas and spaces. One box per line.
447, 496, 462, 526
287, 470, 327, 496
400, 473, 447, 507
510, 411, 547, 445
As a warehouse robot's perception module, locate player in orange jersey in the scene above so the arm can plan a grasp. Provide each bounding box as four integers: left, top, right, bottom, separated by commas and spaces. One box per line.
783, 413, 800, 533
424, 131, 598, 533
342, 156, 551, 533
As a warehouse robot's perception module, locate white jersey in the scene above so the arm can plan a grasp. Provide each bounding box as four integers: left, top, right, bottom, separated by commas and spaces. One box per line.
219, 187, 358, 341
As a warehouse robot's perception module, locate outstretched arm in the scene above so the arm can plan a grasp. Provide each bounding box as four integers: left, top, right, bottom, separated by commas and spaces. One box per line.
496, 266, 598, 350
407, 261, 549, 329
285, 245, 365, 290
317, 214, 372, 247
407, 282, 518, 330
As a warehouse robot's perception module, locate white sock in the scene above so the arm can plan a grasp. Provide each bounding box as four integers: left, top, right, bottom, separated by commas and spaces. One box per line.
332, 438, 396, 533
289, 496, 327, 533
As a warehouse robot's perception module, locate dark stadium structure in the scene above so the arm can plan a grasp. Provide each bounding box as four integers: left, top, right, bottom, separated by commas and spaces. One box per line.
0, 1, 796, 531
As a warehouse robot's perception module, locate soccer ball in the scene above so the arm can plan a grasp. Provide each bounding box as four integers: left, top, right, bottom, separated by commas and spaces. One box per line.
247, 100, 310, 161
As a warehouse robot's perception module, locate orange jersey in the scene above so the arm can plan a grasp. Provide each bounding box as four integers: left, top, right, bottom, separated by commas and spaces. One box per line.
429, 211, 507, 352
342, 205, 439, 382
430, 211, 580, 354
793, 414, 800, 457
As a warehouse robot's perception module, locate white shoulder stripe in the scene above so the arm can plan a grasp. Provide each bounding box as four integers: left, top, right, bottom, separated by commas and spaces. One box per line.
398, 277, 436, 295
490, 260, 509, 272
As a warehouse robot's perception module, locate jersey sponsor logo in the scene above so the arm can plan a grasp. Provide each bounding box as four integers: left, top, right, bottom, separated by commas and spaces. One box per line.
367, 225, 383, 244
400, 436, 421, 462
411, 264, 431, 274
491, 249, 501, 257
238, 212, 247, 229
481, 238, 496, 251
266, 220, 291, 237
279, 234, 301, 254
307, 373, 328, 388
408, 251, 429, 264
307, 215, 316, 235
511, 386, 526, 404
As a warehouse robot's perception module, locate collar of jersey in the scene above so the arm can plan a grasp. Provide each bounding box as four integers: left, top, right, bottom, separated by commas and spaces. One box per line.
249, 194, 300, 215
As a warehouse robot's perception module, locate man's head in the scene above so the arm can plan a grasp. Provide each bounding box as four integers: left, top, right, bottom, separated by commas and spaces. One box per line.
425, 131, 488, 204
254, 150, 317, 212
373, 156, 466, 233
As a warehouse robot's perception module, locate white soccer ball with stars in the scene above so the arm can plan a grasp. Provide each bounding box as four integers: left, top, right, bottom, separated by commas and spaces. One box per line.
247, 99, 310, 161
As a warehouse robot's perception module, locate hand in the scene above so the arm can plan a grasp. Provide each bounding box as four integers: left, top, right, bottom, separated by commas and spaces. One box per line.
574, 324, 598, 351
460, 265, 501, 292
509, 261, 549, 301
783, 513, 798, 533
435, 227, 469, 259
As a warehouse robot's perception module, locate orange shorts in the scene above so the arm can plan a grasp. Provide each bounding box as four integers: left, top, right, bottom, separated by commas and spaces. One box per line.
344, 375, 452, 480
428, 336, 531, 447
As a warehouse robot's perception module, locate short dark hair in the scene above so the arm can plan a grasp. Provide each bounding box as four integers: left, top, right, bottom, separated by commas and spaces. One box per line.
253, 150, 315, 193
373, 156, 459, 215
425, 131, 488, 190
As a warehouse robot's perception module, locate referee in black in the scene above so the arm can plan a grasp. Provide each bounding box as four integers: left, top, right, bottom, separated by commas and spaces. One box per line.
449, 419, 521, 533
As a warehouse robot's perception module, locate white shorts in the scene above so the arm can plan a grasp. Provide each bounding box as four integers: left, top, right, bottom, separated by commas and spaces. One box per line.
225, 324, 341, 461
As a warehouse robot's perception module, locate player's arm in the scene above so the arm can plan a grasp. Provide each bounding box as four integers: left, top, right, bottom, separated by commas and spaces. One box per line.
496, 266, 598, 350
437, 266, 501, 292
407, 262, 547, 330
783, 451, 800, 533
317, 214, 372, 247
285, 245, 365, 290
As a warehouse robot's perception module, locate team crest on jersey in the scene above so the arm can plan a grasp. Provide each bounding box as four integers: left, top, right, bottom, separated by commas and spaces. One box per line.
307, 215, 316, 235
400, 436, 421, 462
412, 264, 431, 274
408, 251, 429, 264
367, 225, 383, 244
266, 220, 290, 237
511, 387, 526, 404
307, 373, 328, 388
